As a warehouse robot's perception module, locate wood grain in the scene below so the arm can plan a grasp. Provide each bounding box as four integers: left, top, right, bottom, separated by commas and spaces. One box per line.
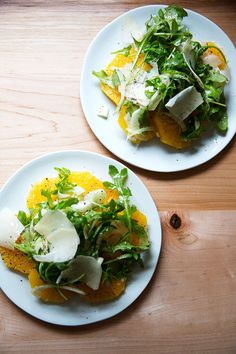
0, 1, 236, 353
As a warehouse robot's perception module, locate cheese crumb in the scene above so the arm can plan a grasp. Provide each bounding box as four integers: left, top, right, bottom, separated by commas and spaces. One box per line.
97, 105, 109, 119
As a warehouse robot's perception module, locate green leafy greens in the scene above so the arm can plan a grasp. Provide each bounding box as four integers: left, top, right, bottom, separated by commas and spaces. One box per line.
93, 5, 229, 145
15, 165, 150, 294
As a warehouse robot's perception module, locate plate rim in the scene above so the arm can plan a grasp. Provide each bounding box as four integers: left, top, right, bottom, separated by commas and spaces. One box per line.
80, 4, 236, 173
0, 149, 162, 326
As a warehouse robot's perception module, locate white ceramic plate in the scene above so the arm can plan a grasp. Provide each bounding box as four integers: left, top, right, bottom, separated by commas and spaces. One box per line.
80, 5, 236, 172
0, 150, 161, 326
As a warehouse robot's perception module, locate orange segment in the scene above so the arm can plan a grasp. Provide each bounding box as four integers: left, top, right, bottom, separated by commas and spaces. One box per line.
28, 269, 71, 303
131, 210, 148, 246
0, 246, 36, 275
102, 47, 151, 106
13, 170, 148, 304
151, 113, 189, 149
105, 53, 134, 75
27, 177, 58, 209
79, 278, 126, 303
105, 48, 151, 76
27, 171, 118, 210
132, 210, 147, 229
101, 83, 121, 105
118, 105, 155, 144
68, 171, 118, 203
204, 42, 226, 70
69, 171, 104, 193
137, 53, 151, 71
100, 46, 191, 150
118, 104, 128, 133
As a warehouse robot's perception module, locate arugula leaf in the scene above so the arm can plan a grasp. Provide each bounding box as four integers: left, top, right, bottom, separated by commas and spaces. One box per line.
55, 198, 79, 210
111, 69, 120, 87
17, 210, 31, 226
103, 165, 133, 232
123, 100, 139, 115
207, 71, 227, 85
217, 110, 228, 132
111, 45, 132, 57
41, 189, 54, 209
143, 42, 168, 67
164, 5, 188, 21
110, 240, 149, 253
54, 167, 76, 194
13, 164, 151, 289
92, 70, 112, 86
93, 4, 229, 143
104, 252, 141, 264
181, 122, 205, 141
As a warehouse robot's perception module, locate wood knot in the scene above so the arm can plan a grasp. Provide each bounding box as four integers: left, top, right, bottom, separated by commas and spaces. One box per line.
170, 213, 181, 229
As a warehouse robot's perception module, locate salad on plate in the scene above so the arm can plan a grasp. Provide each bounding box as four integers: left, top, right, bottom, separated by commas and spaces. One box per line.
0, 165, 150, 304
93, 5, 229, 149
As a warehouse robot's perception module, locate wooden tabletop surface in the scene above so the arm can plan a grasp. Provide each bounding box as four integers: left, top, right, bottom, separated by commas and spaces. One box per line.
0, 1, 236, 353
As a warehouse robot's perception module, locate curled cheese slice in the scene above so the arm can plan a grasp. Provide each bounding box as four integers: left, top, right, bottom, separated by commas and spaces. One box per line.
0, 208, 24, 249
33, 210, 79, 263
71, 189, 106, 213
202, 54, 222, 69
165, 86, 203, 122
57, 255, 103, 290
34, 210, 74, 236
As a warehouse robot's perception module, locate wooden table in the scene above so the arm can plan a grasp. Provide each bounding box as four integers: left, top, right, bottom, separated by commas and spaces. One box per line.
0, 1, 236, 352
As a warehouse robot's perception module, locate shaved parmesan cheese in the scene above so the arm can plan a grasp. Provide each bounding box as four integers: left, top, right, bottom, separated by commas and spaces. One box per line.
33, 210, 79, 263
71, 201, 92, 213
58, 192, 70, 199
182, 41, 204, 88
71, 189, 106, 213
58, 186, 85, 200
85, 189, 106, 203
34, 210, 74, 236
33, 227, 79, 263
0, 208, 24, 249
123, 68, 150, 107
147, 91, 162, 111
165, 86, 203, 122
57, 255, 103, 290
147, 62, 159, 78
202, 54, 221, 69
125, 82, 150, 107
221, 66, 231, 81
118, 63, 133, 80
73, 186, 85, 196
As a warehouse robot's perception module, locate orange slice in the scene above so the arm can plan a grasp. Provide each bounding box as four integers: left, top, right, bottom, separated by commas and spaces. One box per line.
132, 210, 147, 229
101, 47, 151, 107
27, 171, 118, 210
105, 47, 151, 76
151, 113, 189, 149
28, 268, 72, 303
204, 42, 226, 70
7, 170, 148, 304
79, 278, 126, 303
101, 83, 121, 105
118, 105, 155, 144
0, 246, 36, 275
27, 177, 58, 209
